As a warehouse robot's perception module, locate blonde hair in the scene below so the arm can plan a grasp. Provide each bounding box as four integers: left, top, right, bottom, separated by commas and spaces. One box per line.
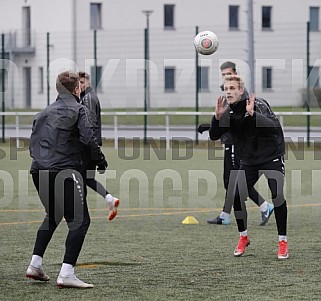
223, 75, 244, 89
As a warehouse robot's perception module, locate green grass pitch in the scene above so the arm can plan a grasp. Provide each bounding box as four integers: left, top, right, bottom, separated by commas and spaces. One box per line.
0, 143, 321, 300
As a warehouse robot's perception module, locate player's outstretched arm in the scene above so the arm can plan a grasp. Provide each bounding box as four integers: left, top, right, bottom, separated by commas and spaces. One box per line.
246, 94, 281, 130
246, 93, 255, 116
215, 96, 228, 120
209, 96, 229, 141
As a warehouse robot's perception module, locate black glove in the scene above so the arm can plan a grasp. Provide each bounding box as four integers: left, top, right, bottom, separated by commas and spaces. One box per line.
197, 123, 210, 134
96, 153, 108, 174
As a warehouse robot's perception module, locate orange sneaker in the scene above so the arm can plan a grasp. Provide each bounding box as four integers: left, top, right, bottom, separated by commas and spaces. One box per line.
108, 198, 120, 221
233, 236, 250, 257
277, 240, 289, 259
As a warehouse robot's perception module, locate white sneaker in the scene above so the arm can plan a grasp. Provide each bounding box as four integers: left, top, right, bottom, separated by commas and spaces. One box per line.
108, 198, 120, 221
57, 274, 94, 288
26, 265, 50, 281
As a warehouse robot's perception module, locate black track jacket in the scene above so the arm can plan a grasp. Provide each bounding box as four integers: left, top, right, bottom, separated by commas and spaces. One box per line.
30, 93, 103, 172
80, 87, 102, 146
209, 96, 285, 165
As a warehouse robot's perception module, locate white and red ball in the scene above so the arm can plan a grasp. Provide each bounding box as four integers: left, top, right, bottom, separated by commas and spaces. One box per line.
194, 31, 219, 55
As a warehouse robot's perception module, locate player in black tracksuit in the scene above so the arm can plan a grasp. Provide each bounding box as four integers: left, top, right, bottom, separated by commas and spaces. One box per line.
200, 61, 273, 226
79, 72, 120, 221
26, 71, 108, 287
79, 76, 106, 197
209, 75, 288, 259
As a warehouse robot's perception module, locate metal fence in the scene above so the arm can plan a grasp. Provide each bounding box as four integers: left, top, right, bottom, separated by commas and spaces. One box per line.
1, 111, 321, 149
2, 20, 321, 110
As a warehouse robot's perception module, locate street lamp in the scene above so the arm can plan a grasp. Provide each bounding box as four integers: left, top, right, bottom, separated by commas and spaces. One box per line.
142, 10, 153, 110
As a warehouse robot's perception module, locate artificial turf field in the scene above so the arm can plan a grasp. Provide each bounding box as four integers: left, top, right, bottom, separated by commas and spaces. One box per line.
1, 142, 321, 301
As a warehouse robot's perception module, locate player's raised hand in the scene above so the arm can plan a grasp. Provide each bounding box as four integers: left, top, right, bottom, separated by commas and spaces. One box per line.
215, 96, 228, 120
246, 93, 255, 116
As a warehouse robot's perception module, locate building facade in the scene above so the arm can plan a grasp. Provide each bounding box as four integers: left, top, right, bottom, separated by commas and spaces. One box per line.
0, 0, 320, 109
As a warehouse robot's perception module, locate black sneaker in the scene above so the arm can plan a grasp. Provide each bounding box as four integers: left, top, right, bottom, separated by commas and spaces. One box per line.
207, 215, 231, 225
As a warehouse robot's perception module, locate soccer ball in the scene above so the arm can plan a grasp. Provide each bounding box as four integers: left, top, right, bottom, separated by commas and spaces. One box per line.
194, 31, 219, 55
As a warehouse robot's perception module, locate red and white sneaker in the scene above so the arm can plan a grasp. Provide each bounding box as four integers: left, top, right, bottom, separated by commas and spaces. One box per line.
234, 236, 250, 257
277, 240, 289, 259
108, 198, 120, 221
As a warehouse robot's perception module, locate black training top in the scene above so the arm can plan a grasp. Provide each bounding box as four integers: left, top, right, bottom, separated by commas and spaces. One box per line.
209, 96, 285, 165
29, 93, 102, 172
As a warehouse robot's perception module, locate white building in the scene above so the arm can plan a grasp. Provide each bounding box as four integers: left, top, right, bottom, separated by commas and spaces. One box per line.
0, 0, 320, 109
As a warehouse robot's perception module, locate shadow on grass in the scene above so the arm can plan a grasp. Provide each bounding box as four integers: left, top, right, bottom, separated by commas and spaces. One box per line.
82, 261, 142, 266
50, 261, 142, 267
28, 281, 50, 286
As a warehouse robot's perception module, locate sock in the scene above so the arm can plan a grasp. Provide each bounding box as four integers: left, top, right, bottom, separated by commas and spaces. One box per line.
59, 263, 74, 277
279, 235, 287, 242
240, 230, 248, 237
30, 255, 42, 268
105, 193, 114, 204
219, 212, 230, 220
259, 201, 268, 213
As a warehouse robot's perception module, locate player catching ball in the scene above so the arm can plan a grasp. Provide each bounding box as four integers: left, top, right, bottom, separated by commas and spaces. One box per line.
209, 75, 289, 259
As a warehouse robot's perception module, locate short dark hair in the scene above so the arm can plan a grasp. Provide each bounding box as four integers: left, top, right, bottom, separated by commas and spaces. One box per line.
220, 61, 236, 72
56, 71, 79, 94
78, 71, 90, 80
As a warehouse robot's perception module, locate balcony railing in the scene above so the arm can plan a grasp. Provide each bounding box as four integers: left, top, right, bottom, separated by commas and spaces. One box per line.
4, 30, 35, 54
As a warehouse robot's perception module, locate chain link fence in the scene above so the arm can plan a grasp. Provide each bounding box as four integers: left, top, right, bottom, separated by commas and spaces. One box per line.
1, 22, 321, 111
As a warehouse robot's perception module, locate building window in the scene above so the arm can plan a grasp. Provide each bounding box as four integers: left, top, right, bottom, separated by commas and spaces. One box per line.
310, 7, 319, 31
262, 6, 272, 30
23, 67, 32, 108
198, 67, 209, 91
164, 4, 175, 29
22, 6, 31, 46
91, 66, 103, 92
38, 67, 44, 94
90, 3, 102, 30
262, 67, 272, 90
229, 5, 239, 30
164, 67, 175, 91
308, 66, 320, 88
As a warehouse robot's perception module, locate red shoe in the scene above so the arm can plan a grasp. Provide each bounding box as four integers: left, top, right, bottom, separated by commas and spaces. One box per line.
277, 240, 289, 259
234, 236, 250, 257
108, 198, 120, 221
